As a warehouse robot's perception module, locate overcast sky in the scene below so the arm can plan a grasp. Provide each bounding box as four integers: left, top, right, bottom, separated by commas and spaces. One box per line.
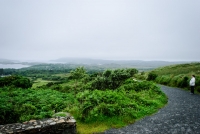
0, 0, 200, 61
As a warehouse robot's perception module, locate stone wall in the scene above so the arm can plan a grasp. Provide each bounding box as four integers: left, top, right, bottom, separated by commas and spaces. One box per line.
0, 114, 76, 134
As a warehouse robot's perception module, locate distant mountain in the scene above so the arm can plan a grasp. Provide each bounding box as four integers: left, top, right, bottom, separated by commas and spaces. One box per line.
0, 59, 20, 64
1, 57, 191, 71
50, 57, 110, 64
0, 59, 46, 66
51, 57, 188, 68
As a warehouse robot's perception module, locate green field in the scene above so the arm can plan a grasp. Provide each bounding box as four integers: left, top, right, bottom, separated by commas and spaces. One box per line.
32, 78, 56, 88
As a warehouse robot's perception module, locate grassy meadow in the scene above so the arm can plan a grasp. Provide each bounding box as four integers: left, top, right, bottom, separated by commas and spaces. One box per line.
32, 78, 56, 88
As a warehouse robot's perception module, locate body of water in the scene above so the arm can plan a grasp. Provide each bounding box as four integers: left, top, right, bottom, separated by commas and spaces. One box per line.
0, 64, 30, 69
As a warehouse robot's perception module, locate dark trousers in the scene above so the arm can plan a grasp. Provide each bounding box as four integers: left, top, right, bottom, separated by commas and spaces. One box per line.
191, 86, 195, 94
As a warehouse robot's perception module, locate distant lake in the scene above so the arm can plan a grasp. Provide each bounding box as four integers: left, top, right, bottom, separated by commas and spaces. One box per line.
0, 64, 30, 69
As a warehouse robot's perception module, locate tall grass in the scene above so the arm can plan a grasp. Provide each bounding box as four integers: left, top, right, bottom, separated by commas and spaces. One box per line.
152, 63, 200, 76
146, 62, 200, 93
71, 80, 167, 133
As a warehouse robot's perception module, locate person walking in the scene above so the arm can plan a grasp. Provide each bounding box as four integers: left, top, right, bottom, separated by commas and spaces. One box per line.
189, 75, 195, 94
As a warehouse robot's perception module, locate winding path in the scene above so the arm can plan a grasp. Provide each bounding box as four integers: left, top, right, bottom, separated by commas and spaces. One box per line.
105, 85, 200, 134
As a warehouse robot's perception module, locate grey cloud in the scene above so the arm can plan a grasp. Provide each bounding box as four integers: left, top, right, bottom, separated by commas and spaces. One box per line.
0, 0, 200, 61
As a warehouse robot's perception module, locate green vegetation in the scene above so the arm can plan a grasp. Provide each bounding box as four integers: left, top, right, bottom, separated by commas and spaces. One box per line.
0, 88, 75, 124
0, 66, 167, 134
74, 80, 165, 122
0, 75, 32, 88
144, 62, 200, 93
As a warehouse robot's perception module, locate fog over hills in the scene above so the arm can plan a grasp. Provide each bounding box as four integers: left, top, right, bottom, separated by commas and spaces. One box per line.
0, 58, 191, 68
51, 57, 189, 68
0, 59, 20, 64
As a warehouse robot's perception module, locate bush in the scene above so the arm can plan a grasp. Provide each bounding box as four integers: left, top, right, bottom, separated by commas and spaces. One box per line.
0, 75, 32, 88
76, 90, 139, 122
134, 72, 147, 80
123, 79, 162, 93
0, 88, 75, 124
147, 72, 158, 81
155, 75, 171, 85
75, 80, 165, 122
177, 76, 189, 88
91, 68, 138, 90
196, 86, 200, 93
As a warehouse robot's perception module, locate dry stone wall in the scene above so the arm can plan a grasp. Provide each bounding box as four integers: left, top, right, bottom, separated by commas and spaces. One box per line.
0, 114, 76, 134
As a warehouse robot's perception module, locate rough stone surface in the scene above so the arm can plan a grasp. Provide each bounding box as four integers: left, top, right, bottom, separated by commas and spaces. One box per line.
0, 113, 76, 134
105, 85, 200, 134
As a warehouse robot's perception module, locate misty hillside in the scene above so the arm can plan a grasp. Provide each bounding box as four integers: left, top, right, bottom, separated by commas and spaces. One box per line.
51, 57, 188, 68
0, 58, 190, 71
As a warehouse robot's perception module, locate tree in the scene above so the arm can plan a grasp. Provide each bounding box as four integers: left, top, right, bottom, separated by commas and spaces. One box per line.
70, 66, 86, 80
109, 69, 131, 89
0, 68, 3, 75
70, 67, 87, 90
147, 72, 158, 81
127, 68, 138, 76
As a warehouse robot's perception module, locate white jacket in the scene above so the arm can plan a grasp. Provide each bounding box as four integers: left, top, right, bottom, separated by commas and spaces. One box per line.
190, 77, 195, 86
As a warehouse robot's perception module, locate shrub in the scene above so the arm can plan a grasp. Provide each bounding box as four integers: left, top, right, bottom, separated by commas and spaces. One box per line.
76, 90, 139, 122
75, 80, 165, 122
123, 80, 164, 97
155, 75, 171, 85
196, 86, 200, 93
177, 76, 189, 88
91, 68, 138, 90
0, 88, 75, 124
147, 72, 157, 81
0, 75, 32, 88
134, 72, 147, 80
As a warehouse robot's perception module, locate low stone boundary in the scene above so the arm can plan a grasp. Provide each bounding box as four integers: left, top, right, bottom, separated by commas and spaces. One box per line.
0, 114, 76, 134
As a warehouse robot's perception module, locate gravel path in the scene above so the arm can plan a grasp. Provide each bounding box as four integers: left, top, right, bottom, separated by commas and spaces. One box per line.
105, 85, 200, 134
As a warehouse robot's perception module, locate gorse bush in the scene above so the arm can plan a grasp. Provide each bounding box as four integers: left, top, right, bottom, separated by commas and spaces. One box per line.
76, 90, 135, 121
0, 75, 32, 88
155, 75, 171, 85
147, 72, 158, 81
122, 79, 162, 94
92, 68, 138, 90
74, 79, 166, 123
0, 87, 76, 124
